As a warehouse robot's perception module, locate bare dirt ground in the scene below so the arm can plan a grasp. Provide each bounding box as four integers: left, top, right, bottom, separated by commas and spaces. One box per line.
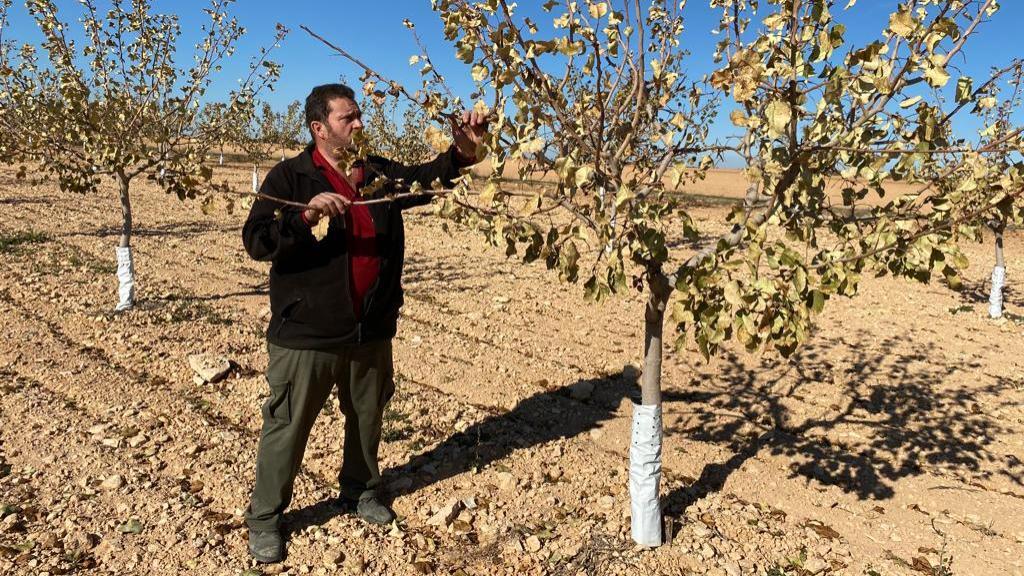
1, 163, 1022, 576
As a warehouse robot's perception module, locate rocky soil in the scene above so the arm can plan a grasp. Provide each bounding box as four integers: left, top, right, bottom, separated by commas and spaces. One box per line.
1, 164, 1022, 575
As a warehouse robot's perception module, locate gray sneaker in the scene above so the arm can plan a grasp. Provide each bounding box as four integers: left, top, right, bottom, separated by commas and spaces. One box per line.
248, 529, 284, 564
342, 496, 396, 525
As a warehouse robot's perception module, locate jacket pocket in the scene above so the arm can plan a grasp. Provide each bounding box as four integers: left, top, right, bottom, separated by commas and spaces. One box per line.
273, 297, 303, 337
294, 278, 356, 333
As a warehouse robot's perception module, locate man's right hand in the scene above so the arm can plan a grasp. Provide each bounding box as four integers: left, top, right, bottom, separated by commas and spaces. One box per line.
303, 192, 351, 224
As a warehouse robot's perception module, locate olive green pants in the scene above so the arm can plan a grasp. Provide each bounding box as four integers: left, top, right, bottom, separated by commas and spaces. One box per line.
245, 339, 395, 531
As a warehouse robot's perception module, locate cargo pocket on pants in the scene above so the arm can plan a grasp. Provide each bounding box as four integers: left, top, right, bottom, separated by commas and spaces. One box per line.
262, 381, 292, 424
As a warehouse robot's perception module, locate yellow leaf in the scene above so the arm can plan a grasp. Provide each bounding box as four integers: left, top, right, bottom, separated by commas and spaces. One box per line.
899, 95, 922, 108
588, 2, 608, 19
521, 137, 544, 155
924, 63, 950, 88
479, 181, 499, 205
764, 100, 792, 139
575, 165, 594, 187
763, 13, 786, 30
724, 281, 742, 307
615, 184, 634, 208
424, 125, 451, 152
312, 216, 329, 242
889, 9, 915, 39
471, 65, 488, 82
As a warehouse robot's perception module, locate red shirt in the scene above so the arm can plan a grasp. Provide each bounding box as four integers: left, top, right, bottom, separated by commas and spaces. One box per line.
310, 148, 380, 320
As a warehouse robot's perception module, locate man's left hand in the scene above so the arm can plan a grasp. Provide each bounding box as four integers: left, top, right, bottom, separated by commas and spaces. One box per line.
451, 109, 489, 164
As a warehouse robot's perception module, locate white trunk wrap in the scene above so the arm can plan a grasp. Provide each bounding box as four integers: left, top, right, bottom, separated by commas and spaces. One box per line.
629, 403, 662, 546
989, 265, 1006, 319
115, 246, 135, 312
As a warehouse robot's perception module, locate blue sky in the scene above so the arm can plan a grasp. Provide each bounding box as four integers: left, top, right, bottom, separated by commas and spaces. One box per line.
3, 1, 1022, 164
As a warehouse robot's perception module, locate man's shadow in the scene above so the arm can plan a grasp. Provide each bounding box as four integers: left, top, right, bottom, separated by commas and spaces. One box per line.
283, 368, 670, 533
284, 330, 1023, 535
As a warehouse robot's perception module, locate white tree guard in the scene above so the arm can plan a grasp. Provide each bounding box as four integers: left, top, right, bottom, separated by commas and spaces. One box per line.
629, 402, 662, 546
115, 246, 135, 312
252, 166, 259, 194
989, 265, 1006, 319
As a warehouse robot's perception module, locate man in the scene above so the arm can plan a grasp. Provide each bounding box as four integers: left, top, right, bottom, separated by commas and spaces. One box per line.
241, 83, 487, 563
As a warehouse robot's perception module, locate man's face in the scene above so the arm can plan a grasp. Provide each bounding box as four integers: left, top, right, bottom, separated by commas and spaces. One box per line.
312, 97, 363, 154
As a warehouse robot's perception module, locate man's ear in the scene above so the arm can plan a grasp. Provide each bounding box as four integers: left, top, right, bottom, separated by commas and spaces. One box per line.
310, 121, 323, 141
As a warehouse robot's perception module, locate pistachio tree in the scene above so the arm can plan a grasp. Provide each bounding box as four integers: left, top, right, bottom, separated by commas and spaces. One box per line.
0, 0, 284, 310
308, 0, 1024, 545
361, 93, 436, 165
236, 101, 279, 193
275, 99, 305, 160
264, 97, 303, 158
235, 100, 305, 192
199, 101, 232, 166
977, 62, 1024, 318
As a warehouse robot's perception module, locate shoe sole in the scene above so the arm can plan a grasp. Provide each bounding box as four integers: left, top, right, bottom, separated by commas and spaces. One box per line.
248, 542, 284, 564
359, 513, 395, 525
249, 549, 284, 564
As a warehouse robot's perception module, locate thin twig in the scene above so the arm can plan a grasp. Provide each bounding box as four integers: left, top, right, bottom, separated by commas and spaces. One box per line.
217, 188, 450, 210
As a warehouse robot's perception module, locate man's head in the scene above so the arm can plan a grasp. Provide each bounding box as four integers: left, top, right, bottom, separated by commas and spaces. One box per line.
305, 83, 363, 156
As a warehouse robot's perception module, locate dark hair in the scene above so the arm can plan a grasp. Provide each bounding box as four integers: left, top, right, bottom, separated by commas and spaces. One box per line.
305, 83, 356, 140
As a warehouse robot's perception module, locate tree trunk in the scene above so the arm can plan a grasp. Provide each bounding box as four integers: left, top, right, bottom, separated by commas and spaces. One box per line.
630, 269, 672, 547
118, 174, 132, 249
990, 225, 1006, 319
641, 271, 671, 405
114, 173, 135, 312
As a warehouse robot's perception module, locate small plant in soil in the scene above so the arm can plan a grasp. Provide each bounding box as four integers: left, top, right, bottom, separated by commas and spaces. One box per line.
0, 230, 48, 254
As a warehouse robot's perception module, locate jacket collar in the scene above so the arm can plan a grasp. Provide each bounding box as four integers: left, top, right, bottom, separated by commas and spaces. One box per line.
294, 142, 321, 178
296, 142, 371, 189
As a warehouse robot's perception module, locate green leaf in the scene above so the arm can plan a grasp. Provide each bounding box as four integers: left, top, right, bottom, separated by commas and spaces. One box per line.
955, 76, 973, 104
117, 519, 144, 534
942, 266, 962, 290
809, 290, 825, 314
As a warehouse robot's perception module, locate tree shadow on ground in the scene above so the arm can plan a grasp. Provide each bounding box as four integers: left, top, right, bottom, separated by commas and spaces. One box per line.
144, 284, 269, 303
283, 369, 685, 533
662, 330, 1024, 516
283, 328, 1024, 533
64, 221, 240, 239
0, 195, 55, 206
957, 276, 1016, 308
403, 252, 505, 295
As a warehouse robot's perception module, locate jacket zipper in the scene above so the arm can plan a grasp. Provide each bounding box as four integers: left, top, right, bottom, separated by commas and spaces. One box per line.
356, 196, 388, 344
